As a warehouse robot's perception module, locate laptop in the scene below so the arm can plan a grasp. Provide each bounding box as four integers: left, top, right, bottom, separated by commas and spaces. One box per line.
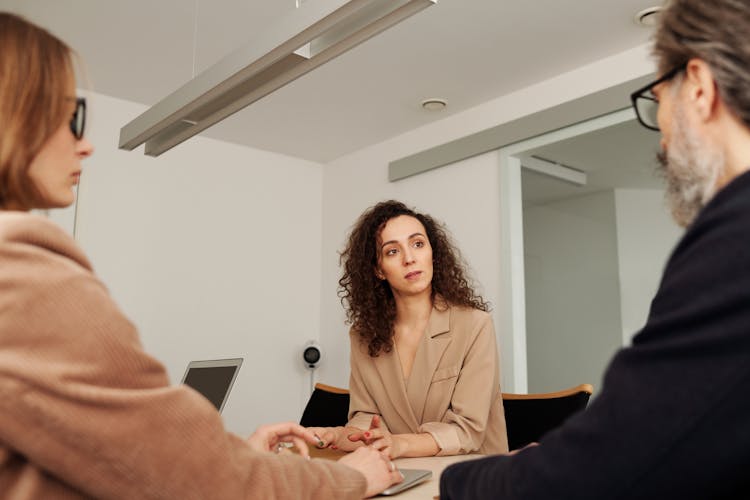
180, 358, 243, 413
379, 468, 432, 496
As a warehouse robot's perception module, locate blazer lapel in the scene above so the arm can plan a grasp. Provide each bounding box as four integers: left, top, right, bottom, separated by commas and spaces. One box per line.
406, 305, 452, 424
372, 346, 419, 431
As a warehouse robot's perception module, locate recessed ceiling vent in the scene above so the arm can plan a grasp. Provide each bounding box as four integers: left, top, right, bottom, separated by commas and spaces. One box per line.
421, 98, 447, 111
634, 7, 661, 27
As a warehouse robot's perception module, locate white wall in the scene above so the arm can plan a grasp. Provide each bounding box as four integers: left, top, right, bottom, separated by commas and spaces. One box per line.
523, 191, 623, 393
520, 187, 682, 394
72, 91, 323, 437
614, 188, 682, 345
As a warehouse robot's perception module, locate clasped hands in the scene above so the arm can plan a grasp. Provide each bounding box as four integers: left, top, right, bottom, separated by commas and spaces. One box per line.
308, 415, 405, 458
245, 419, 393, 457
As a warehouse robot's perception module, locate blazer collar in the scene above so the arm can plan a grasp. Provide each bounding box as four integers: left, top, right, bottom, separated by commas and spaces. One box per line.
406, 305, 452, 422
372, 345, 418, 430
425, 303, 451, 338
372, 304, 453, 431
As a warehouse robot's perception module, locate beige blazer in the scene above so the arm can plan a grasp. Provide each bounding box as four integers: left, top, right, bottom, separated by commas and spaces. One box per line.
347, 305, 509, 456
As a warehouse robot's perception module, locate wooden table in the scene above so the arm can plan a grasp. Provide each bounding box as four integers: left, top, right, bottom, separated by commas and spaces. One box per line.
308, 448, 483, 499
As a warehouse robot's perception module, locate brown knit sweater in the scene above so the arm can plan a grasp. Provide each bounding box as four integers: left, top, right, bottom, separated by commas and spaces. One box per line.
0, 212, 366, 499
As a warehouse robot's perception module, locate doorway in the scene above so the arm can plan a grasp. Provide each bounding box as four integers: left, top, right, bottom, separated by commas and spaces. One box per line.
499, 108, 682, 393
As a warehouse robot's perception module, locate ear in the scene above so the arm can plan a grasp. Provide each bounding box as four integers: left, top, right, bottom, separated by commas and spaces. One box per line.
684, 58, 719, 123
374, 267, 385, 280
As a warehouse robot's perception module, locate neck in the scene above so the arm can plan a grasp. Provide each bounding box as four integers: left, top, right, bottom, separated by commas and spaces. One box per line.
720, 145, 750, 191
711, 106, 750, 191
394, 290, 433, 328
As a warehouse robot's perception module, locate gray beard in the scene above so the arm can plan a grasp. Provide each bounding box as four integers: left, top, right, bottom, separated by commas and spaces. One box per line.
655, 107, 724, 227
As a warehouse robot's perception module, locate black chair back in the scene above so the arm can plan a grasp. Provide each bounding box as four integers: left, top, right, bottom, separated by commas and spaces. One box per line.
300, 383, 350, 427
503, 384, 592, 450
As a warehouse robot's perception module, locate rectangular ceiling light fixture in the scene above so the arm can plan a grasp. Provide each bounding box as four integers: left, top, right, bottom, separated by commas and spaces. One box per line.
119, 0, 437, 157
520, 155, 588, 186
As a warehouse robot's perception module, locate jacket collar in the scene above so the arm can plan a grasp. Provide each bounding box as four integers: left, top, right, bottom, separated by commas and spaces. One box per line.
372, 304, 453, 431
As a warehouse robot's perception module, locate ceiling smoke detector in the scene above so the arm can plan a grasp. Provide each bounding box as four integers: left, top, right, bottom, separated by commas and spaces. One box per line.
635, 6, 661, 27
421, 98, 447, 111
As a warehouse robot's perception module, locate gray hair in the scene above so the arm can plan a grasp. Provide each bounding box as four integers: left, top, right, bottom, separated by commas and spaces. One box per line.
654, 0, 750, 129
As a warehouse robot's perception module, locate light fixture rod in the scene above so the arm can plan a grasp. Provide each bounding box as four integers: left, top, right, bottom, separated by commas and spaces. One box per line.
119, 0, 436, 156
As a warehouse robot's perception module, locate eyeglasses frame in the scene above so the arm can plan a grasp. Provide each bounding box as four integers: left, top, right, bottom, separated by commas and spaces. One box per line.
630, 63, 687, 131
69, 97, 86, 140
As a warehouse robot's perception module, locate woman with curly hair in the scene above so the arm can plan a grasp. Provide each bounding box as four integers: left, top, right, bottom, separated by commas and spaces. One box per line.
309, 200, 508, 458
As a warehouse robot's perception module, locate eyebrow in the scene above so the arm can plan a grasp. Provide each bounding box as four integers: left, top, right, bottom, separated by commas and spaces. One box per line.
380, 232, 426, 251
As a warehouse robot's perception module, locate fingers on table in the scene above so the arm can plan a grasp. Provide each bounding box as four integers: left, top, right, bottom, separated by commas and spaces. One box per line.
290, 436, 310, 457
384, 458, 403, 482
308, 430, 327, 448
272, 435, 309, 457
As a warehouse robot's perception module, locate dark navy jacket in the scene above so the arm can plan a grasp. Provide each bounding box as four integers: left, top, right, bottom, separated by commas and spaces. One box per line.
440, 170, 750, 499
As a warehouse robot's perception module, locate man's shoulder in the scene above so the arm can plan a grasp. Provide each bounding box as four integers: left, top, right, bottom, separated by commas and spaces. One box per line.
697, 169, 750, 224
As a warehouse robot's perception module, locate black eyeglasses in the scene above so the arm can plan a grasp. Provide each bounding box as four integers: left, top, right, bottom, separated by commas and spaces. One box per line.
69, 97, 86, 139
630, 63, 686, 131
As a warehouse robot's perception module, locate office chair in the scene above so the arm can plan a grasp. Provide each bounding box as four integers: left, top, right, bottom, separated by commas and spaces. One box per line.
502, 383, 593, 450
300, 383, 350, 427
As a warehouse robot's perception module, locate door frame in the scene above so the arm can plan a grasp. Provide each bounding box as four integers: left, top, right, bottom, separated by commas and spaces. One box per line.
497, 107, 636, 393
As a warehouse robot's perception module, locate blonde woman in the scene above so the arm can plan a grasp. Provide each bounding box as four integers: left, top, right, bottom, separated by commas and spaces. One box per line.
0, 12, 400, 499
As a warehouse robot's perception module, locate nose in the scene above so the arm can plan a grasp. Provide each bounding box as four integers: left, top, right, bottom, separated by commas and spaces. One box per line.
77, 137, 94, 159
402, 247, 415, 265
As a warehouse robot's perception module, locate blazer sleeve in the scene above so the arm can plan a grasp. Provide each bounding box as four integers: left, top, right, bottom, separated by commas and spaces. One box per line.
419, 314, 499, 456
0, 232, 366, 499
346, 331, 390, 432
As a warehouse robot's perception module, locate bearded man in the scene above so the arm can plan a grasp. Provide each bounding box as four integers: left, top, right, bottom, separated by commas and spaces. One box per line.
440, 0, 750, 498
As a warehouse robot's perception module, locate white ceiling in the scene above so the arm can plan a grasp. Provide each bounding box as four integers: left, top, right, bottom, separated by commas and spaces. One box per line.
1, 0, 660, 163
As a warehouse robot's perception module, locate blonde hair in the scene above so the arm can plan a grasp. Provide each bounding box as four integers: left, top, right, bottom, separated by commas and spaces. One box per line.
0, 12, 75, 209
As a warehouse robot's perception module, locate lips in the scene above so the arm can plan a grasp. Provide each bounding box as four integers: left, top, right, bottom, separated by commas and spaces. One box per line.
405, 271, 422, 280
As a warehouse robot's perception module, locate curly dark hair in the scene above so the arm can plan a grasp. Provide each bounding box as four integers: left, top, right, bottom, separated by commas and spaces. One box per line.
338, 200, 490, 357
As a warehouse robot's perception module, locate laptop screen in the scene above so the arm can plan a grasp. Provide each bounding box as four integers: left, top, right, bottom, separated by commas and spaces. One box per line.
180, 358, 243, 413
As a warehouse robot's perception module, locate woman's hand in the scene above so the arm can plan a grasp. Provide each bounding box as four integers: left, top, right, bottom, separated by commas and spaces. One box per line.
347, 415, 405, 458
246, 422, 321, 458
304, 426, 339, 449
305, 426, 366, 452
